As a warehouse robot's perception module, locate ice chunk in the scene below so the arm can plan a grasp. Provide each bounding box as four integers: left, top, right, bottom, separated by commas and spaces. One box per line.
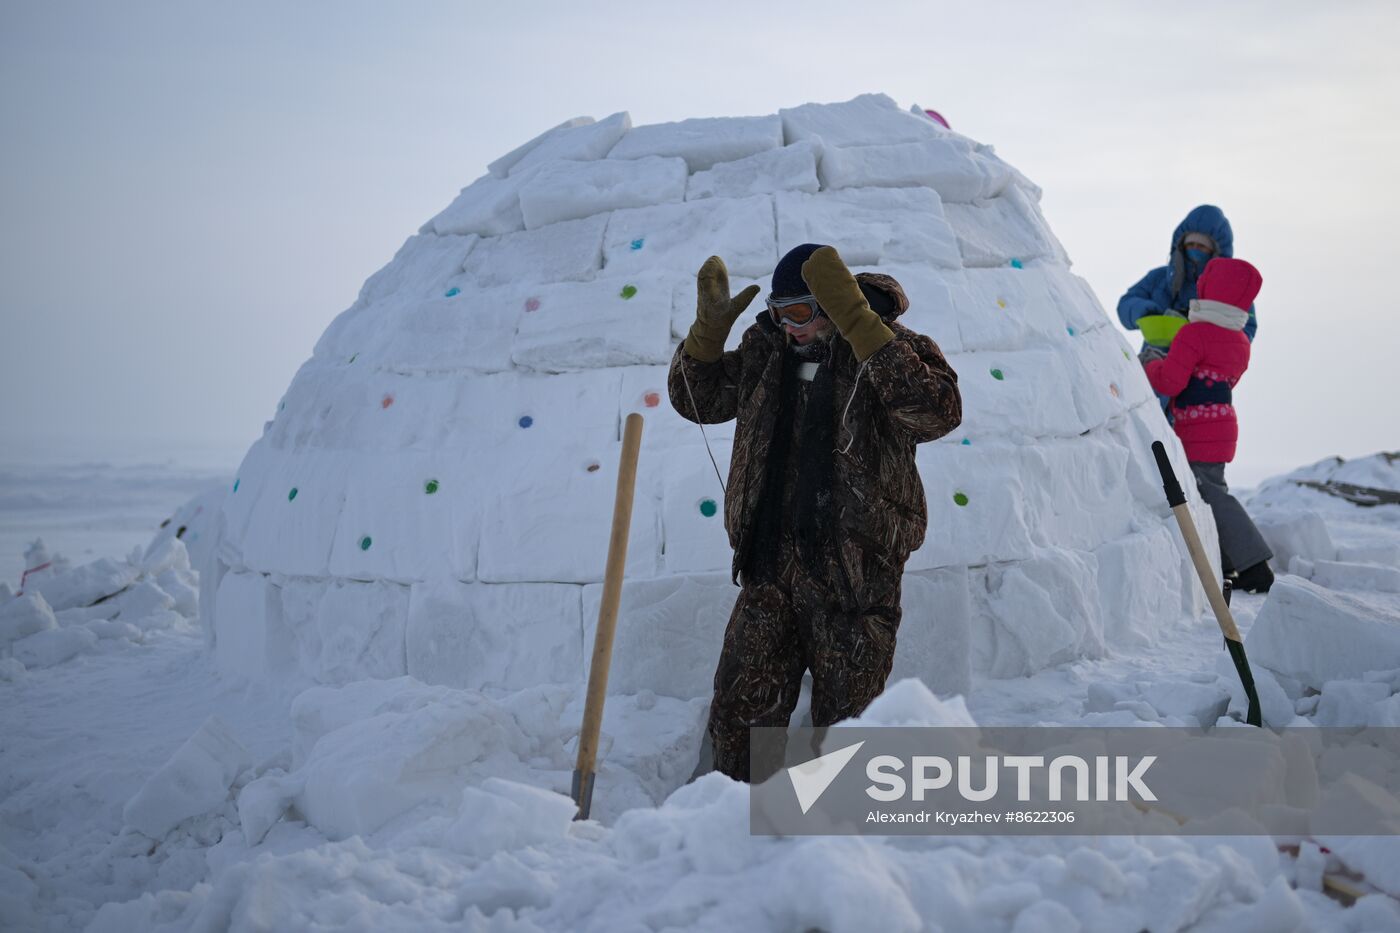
0, 592, 56, 647
776, 188, 962, 270
1247, 575, 1400, 688
580, 574, 737, 699
943, 187, 1068, 268
818, 138, 1011, 202
686, 142, 820, 201
892, 566, 972, 698
487, 115, 594, 177
780, 93, 941, 148
122, 715, 250, 839
427, 171, 530, 237
1138, 679, 1231, 727
237, 770, 303, 846
512, 271, 675, 371
10, 625, 97, 669
110, 579, 174, 623
445, 778, 577, 858
405, 580, 585, 690
603, 195, 777, 280
1314, 680, 1391, 727
1293, 559, 1400, 593
975, 548, 1104, 678
460, 213, 607, 287
609, 114, 782, 171
518, 156, 687, 229
660, 444, 733, 576
1254, 510, 1337, 569
507, 111, 631, 175
25, 558, 138, 613
849, 678, 977, 727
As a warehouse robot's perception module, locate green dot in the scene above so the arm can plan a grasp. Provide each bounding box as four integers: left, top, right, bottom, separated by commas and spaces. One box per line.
990, 368, 1004, 381
1122, 349, 1130, 360
288, 487, 298, 501
359, 536, 372, 551
953, 492, 969, 507
619, 284, 638, 300
348, 353, 358, 364
699, 498, 718, 517
424, 479, 439, 495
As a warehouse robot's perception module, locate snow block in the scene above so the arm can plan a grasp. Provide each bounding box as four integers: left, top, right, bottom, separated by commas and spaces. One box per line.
1247, 575, 1400, 689
893, 566, 972, 699
518, 156, 687, 229
1094, 525, 1186, 647
620, 365, 729, 454
267, 363, 462, 453
660, 443, 733, 575
10, 625, 96, 669
328, 451, 482, 584
973, 547, 1105, 678
1294, 559, 1400, 594
428, 171, 530, 237
851, 678, 978, 728
478, 440, 661, 584
237, 770, 302, 847
1040, 266, 1110, 336
405, 580, 585, 690
507, 111, 631, 176
685, 142, 820, 201
776, 188, 962, 270
1315, 680, 1391, 728
581, 574, 737, 700
512, 271, 675, 371
670, 276, 767, 347
603, 195, 777, 280
0, 593, 56, 648
818, 138, 1011, 203
213, 571, 292, 681
1019, 437, 1135, 551
312, 579, 409, 684
1139, 679, 1231, 727
446, 778, 578, 858
1255, 510, 1338, 570
943, 186, 1067, 268
950, 266, 1071, 353
909, 440, 1036, 570
25, 558, 138, 613
452, 368, 624, 456
123, 715, 250, 839
487, 115, 594, 178
1062, 324, 1152, 432
460, 213, 607, 288
355, 233, 478, 308
942, 348, 1086, 439
322, 287, 524, 375
780, 93, 942, 148
238, 449, 346, 578
608, 114, 783, 172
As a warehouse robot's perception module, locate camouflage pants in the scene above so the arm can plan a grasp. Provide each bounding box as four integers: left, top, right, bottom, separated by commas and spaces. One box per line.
708, 557, 902, 783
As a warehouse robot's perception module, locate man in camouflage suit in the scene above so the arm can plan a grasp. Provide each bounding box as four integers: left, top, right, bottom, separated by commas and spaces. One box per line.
668, 243, 962, 782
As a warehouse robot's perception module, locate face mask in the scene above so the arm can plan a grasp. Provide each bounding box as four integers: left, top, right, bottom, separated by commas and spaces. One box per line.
1185, 247, 1212, 266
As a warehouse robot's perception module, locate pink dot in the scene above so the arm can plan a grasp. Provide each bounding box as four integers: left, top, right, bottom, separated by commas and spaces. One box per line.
642, 391, 661, 408
381, 395, 394, 409
524, 297, 541, 312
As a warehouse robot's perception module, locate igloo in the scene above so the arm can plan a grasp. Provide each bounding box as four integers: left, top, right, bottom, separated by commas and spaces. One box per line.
204, 93, 1218, 699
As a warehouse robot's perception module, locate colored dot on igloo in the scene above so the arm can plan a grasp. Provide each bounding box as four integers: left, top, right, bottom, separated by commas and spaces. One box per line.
642, 391, 661, 408
990, 368, 1005, 381
278, 401, 285, 412
698, 498, 718, 518
1122, 349, 1131, 361
1109, 382, 1121, 398
518, 415, 534, 429
233, 479, 240, 493
359, 536, 372, 551
444, 287, 460, 298
288, 487, 299, 501
524, 296, 541, 312
619, 284, 638, 300
996, 299, 1007, 309
1010, 258, 1024, 269
961, 438, 972, 446
424, 479, 439, 495
381, 395, 394, 409
348, 353, 359, 364
586, 461, 601, 473
1067, 326, 1077, 336
954, 492, 970, 506
630, 237, 645, 251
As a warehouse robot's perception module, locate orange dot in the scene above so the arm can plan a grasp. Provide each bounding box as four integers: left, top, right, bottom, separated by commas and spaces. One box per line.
381, 395, 395, 409
642, 391, 661, 408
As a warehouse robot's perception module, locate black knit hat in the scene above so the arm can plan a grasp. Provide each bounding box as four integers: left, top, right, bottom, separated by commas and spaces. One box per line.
771, 243, 828, 299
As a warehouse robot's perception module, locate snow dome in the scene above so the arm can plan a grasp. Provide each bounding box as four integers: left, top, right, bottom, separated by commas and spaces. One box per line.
204, 93, 1217, 697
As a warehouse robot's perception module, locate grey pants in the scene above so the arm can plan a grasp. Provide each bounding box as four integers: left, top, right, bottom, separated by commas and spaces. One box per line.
1190, 461, 1273, 573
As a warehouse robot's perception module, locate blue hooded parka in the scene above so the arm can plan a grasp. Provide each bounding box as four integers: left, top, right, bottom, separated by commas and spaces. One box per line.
1117, 205, 1257, 342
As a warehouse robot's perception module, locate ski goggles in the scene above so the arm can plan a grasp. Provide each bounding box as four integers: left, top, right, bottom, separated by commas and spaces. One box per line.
765, 294, 824, 327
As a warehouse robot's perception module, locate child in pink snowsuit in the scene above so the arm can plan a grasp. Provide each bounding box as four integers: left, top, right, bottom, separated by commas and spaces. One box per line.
1143, 256, 1274, 592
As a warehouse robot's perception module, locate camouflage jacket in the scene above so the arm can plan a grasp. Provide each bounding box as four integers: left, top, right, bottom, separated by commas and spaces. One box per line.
668, 273, 962, 603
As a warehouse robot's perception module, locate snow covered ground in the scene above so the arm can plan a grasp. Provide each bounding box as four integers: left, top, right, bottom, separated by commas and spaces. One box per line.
2, 453, 1399, 932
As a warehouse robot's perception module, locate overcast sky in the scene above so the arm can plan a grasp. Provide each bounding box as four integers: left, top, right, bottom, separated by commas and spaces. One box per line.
2, 0, 1397, 484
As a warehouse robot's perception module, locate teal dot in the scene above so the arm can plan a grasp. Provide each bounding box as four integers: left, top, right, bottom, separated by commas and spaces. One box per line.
359, 536, 372, 551
1066, 326, 1077, 337
1009, 258, 1024, 269
444, 287, 460, 298
424, 479, 439, 495
619, 284, 638, 300
698, 498, 718, 517
278, 401, 285, 411
348, 353, 358, 364
960, 438, 971, 446
518, 415, 534, 429
630, 238, 645, 250
954, 492, 969, 506
288, 487, 298, 501
990, 368, 1004, 381
233, 478, 240, 492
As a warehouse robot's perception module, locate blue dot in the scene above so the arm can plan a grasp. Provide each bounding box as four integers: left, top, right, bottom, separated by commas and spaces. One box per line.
1010, 258, 1024, 269
961, 438, 972, 446
630, 238, 645, 251
445, 287, 460, 298
518, 415, 534, 429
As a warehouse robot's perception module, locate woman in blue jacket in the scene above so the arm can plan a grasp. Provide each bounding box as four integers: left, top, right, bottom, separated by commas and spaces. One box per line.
1118, 205, 1258, 343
